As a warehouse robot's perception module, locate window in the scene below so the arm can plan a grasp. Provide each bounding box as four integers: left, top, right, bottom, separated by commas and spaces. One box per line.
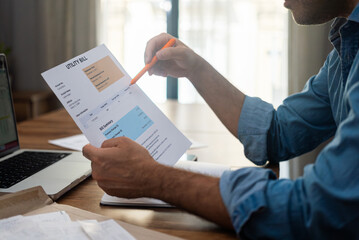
98, 0, 289, 177
98, 0, 287, 106
97, 0, 168, 102
178, 0, 288, 106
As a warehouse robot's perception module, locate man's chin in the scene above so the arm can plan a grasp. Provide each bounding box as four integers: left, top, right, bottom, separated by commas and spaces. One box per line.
291, 11, 335, 25
291, 14, 314, 25
290, 12, 308, 25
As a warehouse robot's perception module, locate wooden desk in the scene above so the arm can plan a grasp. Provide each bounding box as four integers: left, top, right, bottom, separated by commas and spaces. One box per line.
17, 100, 277, 240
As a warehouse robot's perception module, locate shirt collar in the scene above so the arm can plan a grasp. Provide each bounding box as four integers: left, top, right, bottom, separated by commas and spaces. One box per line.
329, 3, 359, 45
329, 18, 346, 44
329, 2, 359, 42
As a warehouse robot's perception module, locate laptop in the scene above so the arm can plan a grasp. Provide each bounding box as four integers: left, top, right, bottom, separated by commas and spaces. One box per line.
0, 54, 91, 200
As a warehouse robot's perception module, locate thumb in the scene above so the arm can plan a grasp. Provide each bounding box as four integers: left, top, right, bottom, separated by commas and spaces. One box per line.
82, 144, 101, 162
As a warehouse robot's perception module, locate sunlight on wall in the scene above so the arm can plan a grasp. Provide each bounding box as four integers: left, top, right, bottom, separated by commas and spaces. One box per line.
98, 0, 167, 102
98, 0, 287, 107
178, 0, 288, 107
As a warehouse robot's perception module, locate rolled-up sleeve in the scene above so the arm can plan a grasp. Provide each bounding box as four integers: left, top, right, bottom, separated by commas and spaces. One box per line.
220, 168, 302, 239
220, 143, 359, 239
238, 53, 336, 165
237, 96, 274, 165
220, 53, 359, 239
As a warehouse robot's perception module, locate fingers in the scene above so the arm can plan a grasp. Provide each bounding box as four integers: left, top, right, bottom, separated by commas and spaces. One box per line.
101, 137, 123, 148
101, 136, 136, 148
149, 65, 168, 77
156, 47, 186, 61
83, 143, 122, 163
145, 33, 174, 64
148, 47, 189, 77
84, 137, 141, 164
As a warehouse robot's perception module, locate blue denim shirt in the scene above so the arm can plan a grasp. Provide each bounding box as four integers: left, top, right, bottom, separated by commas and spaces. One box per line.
219, 4, 359, 239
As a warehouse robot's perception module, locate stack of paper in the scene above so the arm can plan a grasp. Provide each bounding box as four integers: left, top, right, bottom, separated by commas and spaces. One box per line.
0, 211, 135, 240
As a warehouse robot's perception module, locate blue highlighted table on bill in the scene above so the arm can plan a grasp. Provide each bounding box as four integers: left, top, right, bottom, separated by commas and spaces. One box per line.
103, 106, 153, 140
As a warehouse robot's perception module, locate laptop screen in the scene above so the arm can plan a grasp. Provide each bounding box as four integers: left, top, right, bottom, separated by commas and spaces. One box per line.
0, 54, 20, 157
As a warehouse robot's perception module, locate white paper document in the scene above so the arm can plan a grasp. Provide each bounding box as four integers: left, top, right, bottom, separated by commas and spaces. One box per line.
101, 194, 172, 208
0, 211, 135, 240
42, 44, 191, 166
49, 134, 89, 151
79, 219, 135, 240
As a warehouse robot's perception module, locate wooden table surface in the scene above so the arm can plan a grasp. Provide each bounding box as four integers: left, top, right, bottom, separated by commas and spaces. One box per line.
17, 100, 277, 239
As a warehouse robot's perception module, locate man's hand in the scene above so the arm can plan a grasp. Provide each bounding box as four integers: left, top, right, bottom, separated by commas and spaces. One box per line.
82, 137, 161, 198
145, 33, 204, 79
146, 33, 245, 137
83, 136, 233, 229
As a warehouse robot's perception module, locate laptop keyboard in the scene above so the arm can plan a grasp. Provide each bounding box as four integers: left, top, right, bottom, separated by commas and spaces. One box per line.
0, 151, 70, 188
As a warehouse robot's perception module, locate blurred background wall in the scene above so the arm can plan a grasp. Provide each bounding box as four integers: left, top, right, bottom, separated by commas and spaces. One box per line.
0, 0, 97, 91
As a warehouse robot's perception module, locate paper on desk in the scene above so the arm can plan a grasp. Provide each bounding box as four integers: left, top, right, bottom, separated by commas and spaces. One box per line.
49, 134, 89, 151
101, 160, 231, 207
49, 133, 207, 151
0, 211, 135, 240
42, 44, 191, 166
79, 219, 135, 240
101, 194, 172, 208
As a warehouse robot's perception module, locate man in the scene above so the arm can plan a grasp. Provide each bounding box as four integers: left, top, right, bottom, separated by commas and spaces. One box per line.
83, 0, 359, 238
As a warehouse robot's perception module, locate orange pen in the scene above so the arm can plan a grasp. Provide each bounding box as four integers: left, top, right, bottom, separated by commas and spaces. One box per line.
130, 38, 176, 85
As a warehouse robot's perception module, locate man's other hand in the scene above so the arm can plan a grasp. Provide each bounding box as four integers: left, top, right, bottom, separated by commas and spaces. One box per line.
82, 137, 161, 198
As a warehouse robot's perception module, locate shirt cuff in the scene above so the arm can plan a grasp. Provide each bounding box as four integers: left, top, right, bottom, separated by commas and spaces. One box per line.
237, 96, 274, 165
220, 168, 277, 236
